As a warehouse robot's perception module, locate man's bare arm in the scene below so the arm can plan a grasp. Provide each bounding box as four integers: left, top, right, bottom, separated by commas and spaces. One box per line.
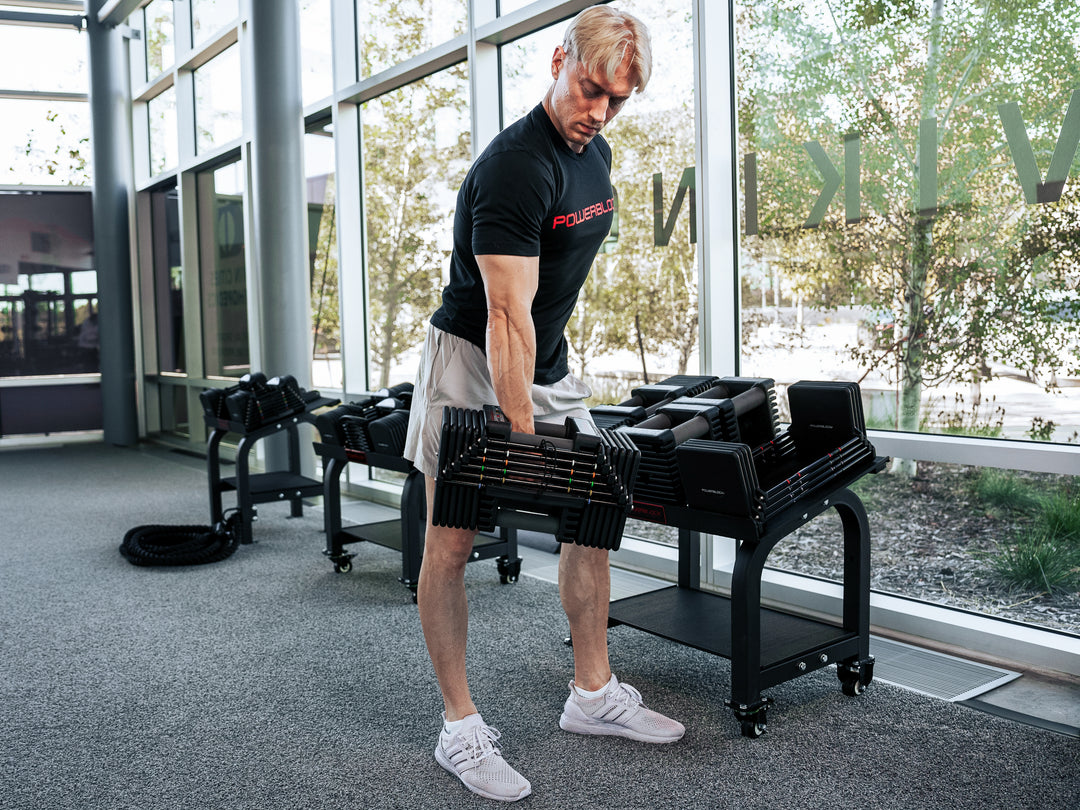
477, 254, 539, 434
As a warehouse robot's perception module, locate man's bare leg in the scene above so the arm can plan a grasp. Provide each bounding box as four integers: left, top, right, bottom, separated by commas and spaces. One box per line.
417, 474, 480, 721
558, 542, 612, 691
557, 540, 686, 743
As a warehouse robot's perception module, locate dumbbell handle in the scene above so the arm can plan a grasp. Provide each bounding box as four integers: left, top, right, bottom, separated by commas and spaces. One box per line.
496, 509, 560, 535
633, 385, 768, 443
700, 384, 766, 416
670, 416, 709, 444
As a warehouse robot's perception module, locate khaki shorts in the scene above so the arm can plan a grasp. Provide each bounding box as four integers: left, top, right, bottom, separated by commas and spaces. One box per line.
403, 324, 593, 478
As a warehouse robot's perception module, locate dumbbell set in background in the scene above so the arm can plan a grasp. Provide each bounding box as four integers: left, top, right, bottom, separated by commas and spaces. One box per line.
199, 372, 315, 432
599, 375, 875, 521
314, 382, 414, 461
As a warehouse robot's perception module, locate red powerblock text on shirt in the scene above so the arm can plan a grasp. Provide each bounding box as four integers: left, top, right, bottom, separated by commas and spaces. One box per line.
551, 197, 614, 229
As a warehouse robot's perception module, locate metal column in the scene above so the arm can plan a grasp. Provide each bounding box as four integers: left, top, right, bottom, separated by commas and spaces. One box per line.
86, 1, 138, 446
249, 0, 313, 471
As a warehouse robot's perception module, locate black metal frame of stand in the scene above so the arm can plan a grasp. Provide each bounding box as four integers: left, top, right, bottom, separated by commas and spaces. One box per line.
206, 397, 339, 545
608, 456, 887, 737
314, 442, 523, 594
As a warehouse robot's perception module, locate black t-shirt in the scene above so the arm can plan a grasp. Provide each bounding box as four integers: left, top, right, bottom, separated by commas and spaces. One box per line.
430, 103, 614, 385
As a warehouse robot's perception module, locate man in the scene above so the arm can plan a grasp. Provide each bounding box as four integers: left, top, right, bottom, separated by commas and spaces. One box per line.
403, 6, 684, 802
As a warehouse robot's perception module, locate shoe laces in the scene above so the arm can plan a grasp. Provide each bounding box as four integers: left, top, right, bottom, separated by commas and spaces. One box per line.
609, 680, 645, 710
457, 722, 503, 764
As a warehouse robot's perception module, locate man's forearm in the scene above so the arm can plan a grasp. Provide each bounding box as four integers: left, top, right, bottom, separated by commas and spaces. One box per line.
475, 253, 539, 434
486, 308, 536, 434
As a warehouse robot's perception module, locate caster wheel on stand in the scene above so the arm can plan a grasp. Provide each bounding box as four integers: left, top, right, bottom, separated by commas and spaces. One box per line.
497, 555, 522, 584
837, 656, 874, 697
727, 697, 772, 739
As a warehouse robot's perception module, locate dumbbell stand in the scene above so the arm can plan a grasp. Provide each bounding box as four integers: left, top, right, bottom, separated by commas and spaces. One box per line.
315, 442, 522, 592
608, 455, 886, 738
206, 397, 338, 545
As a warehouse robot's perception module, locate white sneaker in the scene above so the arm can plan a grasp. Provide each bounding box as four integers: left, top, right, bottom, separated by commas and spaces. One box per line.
559, 675, 685, 743
434, 714, 532, 802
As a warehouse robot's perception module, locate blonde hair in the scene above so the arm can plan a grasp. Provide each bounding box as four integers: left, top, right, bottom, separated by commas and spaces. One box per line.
562, 6, 652, 93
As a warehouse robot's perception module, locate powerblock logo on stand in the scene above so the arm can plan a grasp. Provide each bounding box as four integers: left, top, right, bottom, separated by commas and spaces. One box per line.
551, 197, 614, 229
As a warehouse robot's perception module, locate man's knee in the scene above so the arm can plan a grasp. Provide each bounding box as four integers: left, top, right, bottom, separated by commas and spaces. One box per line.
423, 523, 478, 571
561, 542, 609, 569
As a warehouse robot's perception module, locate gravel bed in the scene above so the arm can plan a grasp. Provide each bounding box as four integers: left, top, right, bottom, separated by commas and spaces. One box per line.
625, 463, 1080, 635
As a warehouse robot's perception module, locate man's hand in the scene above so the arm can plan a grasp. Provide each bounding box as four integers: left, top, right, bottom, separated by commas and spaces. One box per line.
477, 254, 539, 434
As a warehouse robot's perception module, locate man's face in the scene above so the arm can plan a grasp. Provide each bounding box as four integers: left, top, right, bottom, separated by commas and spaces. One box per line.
545, 46, 636, 153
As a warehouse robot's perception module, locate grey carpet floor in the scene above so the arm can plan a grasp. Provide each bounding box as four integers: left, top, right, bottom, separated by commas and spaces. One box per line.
1, 443, 1077, 810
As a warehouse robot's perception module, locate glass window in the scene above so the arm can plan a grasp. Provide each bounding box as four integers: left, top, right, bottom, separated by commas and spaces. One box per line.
160, 382, 190, 438
148, 87, 178, 176
0, 191, 97, 377
735, 0, 1080, 635
194, 44, 243, 154
1, 100, 91, 186
0, 24, 86, 94
356, 0, 467, 76
772, 462, 1079, 635
497, 0, 532, 15
500, 0, 698, 401
361, 65, 471, 389
306, 120, 341, 389
300, 0, 333, 106
198, 162, 249, 378
499, 25, 553, 127
191, 0, 239, 47
152, 184, 185, 373
736, 0, 1080, 447
144, 0, 175, 80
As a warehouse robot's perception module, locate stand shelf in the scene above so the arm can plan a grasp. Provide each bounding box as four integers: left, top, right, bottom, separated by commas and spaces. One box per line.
609, 455, 887, 737
206, 397, 338, 545
314, 442, 522, 593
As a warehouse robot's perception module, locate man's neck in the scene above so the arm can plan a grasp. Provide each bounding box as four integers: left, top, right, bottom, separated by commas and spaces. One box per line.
542, 91, 585, 154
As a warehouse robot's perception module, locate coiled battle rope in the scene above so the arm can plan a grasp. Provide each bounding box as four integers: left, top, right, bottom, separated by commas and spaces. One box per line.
119, 510, 241, 567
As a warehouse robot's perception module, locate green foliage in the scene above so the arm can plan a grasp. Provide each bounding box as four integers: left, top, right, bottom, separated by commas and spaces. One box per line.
309, 177, 340, 358
990, 530, 1080, 593
846, 0, 919, 30
738, 0, 1080, 446
359, 5, 471, 386
16, 110, 90, 185
1027, 416, 1057, 442
356, 0, 700, 387
863, 412, 897, 431
1037, 490, 1080, 542
594, 103, 699, 381
980, 473, 1080, 592
971, 469, 1041, 513
144, 2, 173, 77
922, 392, 1004, 438
357, 0, 465, 76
